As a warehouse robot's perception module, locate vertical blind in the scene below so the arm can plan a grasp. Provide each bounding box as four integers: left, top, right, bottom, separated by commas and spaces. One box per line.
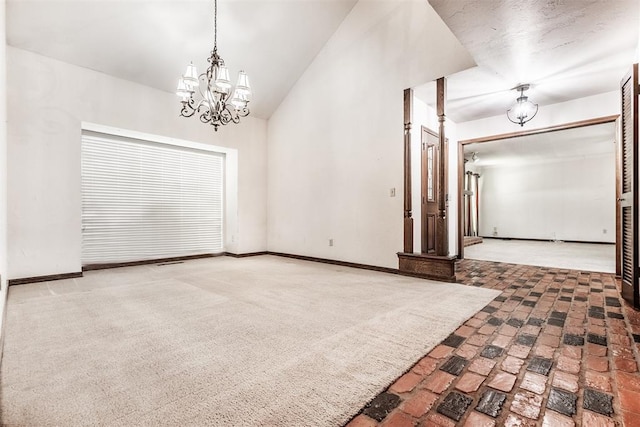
81, 132, 224, 265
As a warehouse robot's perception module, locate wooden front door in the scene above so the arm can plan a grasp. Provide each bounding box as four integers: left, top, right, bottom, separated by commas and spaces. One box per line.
421, 127, 440, 254
620, 64, 639, 308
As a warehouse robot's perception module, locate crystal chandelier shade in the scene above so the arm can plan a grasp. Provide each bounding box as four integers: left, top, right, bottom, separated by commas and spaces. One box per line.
177, 0, 251, 131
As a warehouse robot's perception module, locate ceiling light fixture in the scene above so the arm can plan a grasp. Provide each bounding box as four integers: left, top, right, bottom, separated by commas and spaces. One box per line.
507, 84, 538, 127
464, 152, 479, 163
176, 0, 251, 131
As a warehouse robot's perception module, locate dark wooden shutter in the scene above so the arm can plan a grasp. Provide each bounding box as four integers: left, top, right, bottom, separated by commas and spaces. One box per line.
620, 64, 638, 308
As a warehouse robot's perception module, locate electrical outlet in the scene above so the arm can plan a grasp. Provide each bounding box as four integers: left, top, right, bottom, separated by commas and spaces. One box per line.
603, 229, 607, 234
329, 239, 334, 247
390, 188, 396, 197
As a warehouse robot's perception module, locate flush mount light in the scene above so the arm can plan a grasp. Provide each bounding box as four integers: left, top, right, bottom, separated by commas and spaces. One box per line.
176, 0, 251, 131
507, 84, 538, 127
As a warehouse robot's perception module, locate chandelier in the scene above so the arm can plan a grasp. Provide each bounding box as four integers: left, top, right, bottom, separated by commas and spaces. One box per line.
507, 84, 538, 127
176, 0, 251, 131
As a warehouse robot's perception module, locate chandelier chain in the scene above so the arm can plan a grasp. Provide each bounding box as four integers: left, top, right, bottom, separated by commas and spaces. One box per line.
213, 0, 217, 51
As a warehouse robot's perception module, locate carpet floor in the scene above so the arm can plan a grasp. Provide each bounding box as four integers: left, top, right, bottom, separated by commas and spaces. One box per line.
464, 239, 615, 273
1, 256, 499, 426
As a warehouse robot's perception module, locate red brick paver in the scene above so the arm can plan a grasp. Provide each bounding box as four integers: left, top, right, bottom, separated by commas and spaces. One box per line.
542, 410, 575, 427
347, 260, 640, 427
553, 370, 580, 393
462, 411, 495, 427
455, 372, 485, 393
389, 371, 423, 394
520, 372, 547, 395
487, 371, 517, 392
400, 389, 438, 418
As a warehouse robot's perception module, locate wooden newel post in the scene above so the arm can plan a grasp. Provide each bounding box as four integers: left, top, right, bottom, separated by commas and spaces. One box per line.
403, 88, 414, 253
436, 77, 449, 256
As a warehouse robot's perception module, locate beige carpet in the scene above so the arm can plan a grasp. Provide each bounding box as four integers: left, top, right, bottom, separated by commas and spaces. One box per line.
465, 238, 616, 273
1, 256, 499, 426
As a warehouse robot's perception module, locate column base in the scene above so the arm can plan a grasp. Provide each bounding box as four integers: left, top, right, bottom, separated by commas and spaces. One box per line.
397, 252, 457, 282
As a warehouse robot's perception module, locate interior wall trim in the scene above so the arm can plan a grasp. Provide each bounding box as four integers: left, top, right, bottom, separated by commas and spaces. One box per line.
224, 251, 269, 258
82, 253, 224, 272
9, 252, 452, 287
459, 115, 619, 145
266, 252, 455, 281
268, 251, 401, 275
0, 276, 7, 368
9, 272, 84, 286
479, 236, 616, 245
232, 251, 452, 280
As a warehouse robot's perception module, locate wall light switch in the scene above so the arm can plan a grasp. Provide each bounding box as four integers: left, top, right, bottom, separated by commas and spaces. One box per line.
390, 188, 396, 197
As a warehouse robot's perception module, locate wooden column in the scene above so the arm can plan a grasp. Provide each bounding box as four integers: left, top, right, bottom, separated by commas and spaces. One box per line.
398, 81, 456, 282
436, 77, 448, 256
403, 89, 414, 253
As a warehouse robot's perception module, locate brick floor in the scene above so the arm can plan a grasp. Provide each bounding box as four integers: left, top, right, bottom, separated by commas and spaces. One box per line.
346, 259, 640, 426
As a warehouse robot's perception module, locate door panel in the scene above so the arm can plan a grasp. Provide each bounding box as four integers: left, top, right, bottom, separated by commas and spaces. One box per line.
620, 64, 638, 308
422, 127, 439, 253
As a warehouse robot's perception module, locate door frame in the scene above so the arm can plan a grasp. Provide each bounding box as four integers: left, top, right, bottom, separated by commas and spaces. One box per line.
456, 115, 620, 262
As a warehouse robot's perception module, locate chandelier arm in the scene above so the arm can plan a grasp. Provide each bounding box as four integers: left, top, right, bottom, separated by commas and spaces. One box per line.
228, 114, 241, 125
227, 105, 244, 124
180, 98, 199, 118
528, 104, 539, 122
196, 98, 206, 110
198, 73, 211, 101
200, 109, 213, 125
219, 106, 236, 125
506, 109, 519, 125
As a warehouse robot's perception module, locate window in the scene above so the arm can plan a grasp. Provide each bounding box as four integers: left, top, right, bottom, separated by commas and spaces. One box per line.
81, 132, 224, 265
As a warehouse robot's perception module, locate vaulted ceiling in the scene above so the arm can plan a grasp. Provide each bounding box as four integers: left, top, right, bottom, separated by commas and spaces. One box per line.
7, 0, 639, 124
418, 0, 639, 123
7, 0, 358, 120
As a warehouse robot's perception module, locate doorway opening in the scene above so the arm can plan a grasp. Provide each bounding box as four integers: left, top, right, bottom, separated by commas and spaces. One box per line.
457, 116, 619, 273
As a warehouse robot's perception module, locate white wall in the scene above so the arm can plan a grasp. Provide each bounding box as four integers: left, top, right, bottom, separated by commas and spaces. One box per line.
7, 47, 268, 280
0, 0, 8, 354
478, 154, 616, 243
267, 0, 474, 268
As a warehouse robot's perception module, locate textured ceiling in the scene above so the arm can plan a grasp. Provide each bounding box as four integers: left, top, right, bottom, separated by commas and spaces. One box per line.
7, 0, 358, 120
417, 0, 639, 123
